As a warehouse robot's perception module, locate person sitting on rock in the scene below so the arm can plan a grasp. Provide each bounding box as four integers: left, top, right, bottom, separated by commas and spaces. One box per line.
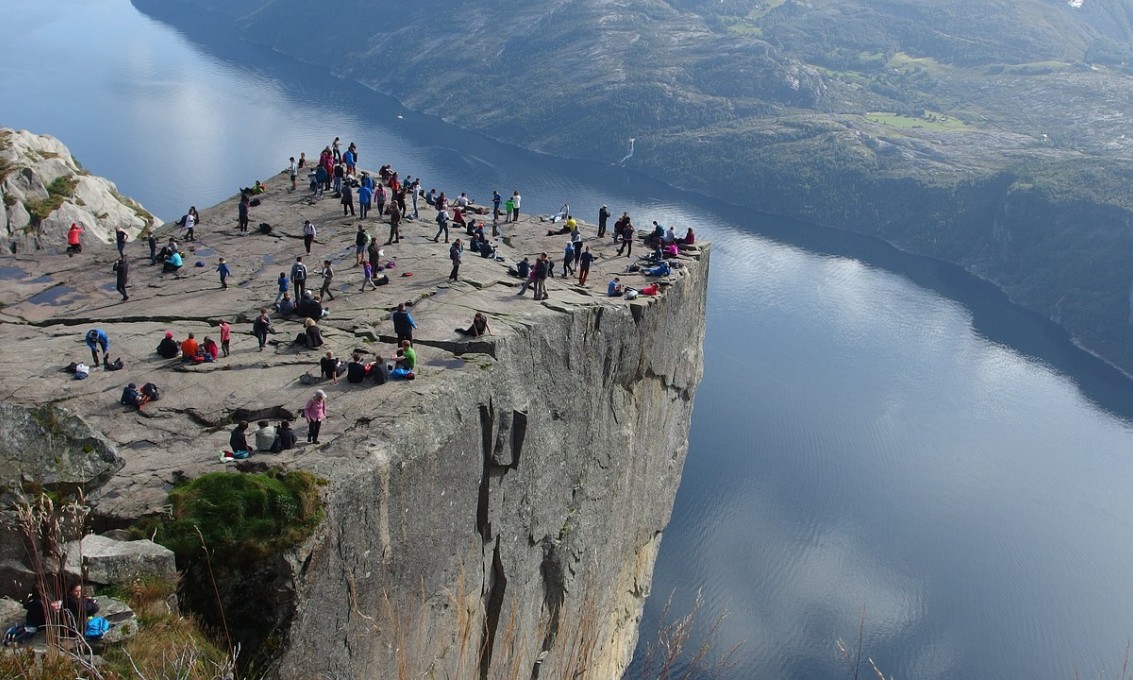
156, 331, 179, 359
180, 333, 199, 361
297, 291, 324, 321
320, 350, 340, 382
371, 355, 390, 385
608, 277, 624, 297
299, 317, 325, 349
201, 336, 220, 361
162, 250, 183, 274
346, 353, 368, 384
4, 587, 48, 644
59, 582, 99, 638
254, 420, 277, 452
456, 312, 494, 338
683, 227, 696, 245
120, 382, 145, 409
229, 421, 250, 457
516, 257, 531, 280
277, 420, 298, 450
275, 292, 295, 316
395, 340, 416, 371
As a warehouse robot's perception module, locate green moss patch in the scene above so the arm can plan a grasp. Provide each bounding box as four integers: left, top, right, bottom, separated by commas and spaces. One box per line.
147, 469, 325, 566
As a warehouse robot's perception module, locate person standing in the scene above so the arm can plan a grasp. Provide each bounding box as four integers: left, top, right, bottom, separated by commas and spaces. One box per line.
85, 328, 109, 367
534, 253, 549, 301
360, 260, 376, 291
331, 137, 341, 163
433, 209, 450, 243
598, 205, 610, 239
291, 256, 309, 300
503, 196, 514, 223
252, 307, 273, 352
354, 225, 369, 266
492, 190, 502, 222
238, 195, 250, 235
302, 390, 327, 444
113, 256, 129, 301
448, 239, 463, 282
274, 272, 289, 306
115, 226, 128, 256
387, 203, 402, 244
358, 182, 372, 220
341, 183, 355, 217
333, 163, 344, 197
219, 319, 231, 357
288, 156, 298, 192
66, 222, 83, 256
314, 165, 327, 198
375, 183, 387, 217
578, 246, 593, 286
302, 220, 316, 255
410, 178, 420, 219
511, 190, 522, 221
617, 218, 634, 257
318, 259, 336, 301
144, 227, 157, 265
217, 257, 231, 290
562, 242, 575, 277
392, 303, 416, 345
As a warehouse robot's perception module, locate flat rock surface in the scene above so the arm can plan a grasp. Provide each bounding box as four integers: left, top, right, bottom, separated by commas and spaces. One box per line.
0, 169, 704, 521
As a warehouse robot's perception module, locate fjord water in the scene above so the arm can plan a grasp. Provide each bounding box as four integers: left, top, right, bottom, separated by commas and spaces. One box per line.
6, 2, 1133, 678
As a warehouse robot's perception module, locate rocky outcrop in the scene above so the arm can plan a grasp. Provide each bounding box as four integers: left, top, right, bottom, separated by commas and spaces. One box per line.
0, 161, 709, 677
65, 535, 177, 586
0, 403, 123, 496
0, 129, 158, 253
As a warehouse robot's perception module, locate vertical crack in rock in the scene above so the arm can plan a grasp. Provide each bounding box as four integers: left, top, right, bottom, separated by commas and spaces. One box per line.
479, 535, 508, 680
491, 409, 527, 469
533, 537, 567, 680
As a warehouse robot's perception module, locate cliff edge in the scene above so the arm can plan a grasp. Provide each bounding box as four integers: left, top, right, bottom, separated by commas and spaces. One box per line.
0, 137, 709, 678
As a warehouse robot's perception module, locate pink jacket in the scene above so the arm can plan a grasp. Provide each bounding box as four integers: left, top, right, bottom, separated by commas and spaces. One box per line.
303, 398, 326, 422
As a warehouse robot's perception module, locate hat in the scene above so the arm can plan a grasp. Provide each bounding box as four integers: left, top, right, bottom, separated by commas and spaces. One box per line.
128, 383, 137, 388
602, 205, 607, 208
165, 331, 174, 339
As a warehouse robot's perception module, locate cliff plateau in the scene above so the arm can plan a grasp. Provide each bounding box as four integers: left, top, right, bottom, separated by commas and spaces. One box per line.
0, 131, 710, 678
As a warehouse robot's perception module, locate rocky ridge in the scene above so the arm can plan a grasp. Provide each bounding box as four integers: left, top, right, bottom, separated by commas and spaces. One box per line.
1, 129, 157, 254
0, 137, 710, 677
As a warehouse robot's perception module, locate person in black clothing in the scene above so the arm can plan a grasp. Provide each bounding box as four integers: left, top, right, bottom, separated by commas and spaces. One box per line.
598, 205, 610, 238
230, 421, 250, 454
277, 421, 298, 449
157, 331, 179, 358
120, 383, 144, 409
61, 582, 99, 637
346, 353, 367, 384
113, 256, 129, 301
320, 350, 340, 383
238, 195, 250, 234
392, 303, 416, 345
341, 184, 355, 216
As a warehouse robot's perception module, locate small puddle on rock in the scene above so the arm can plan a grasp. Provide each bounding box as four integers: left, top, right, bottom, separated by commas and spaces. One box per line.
28, 285, 78, 305
0, 266, 27, 280
193, 247, 216, 257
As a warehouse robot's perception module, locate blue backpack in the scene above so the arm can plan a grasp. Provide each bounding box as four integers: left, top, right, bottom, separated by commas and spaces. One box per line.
85, 616, 110, 640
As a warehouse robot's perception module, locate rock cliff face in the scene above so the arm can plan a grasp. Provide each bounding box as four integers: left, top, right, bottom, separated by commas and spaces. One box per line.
1, 129, 158, 253
0, 154, 709, 678
272, 248, 708, 679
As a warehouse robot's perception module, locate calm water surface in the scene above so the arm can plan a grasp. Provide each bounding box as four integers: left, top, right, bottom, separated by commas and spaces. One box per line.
5, 2, 1133, 678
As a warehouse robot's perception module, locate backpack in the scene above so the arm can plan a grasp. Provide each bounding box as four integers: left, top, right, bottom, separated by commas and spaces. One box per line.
259, 222, 273, 235
141, 382, 161, 401
85, 616, 110, 640
294, 264, 307, 282
105, 357, 124, 371
270, 435, 283, 453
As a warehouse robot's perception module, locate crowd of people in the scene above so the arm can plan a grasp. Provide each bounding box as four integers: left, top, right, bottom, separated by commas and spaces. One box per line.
67, 135, 696, 461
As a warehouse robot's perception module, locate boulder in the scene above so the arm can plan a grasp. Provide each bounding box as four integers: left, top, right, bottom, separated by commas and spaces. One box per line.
66, 534, 176, 586
0, 596, 24, 629
0, 403, 123, 494
92, 595, 138, 644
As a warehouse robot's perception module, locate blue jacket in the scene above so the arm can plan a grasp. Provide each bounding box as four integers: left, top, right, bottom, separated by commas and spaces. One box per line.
86, 329, 108, 350
358, 185, 373, 205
